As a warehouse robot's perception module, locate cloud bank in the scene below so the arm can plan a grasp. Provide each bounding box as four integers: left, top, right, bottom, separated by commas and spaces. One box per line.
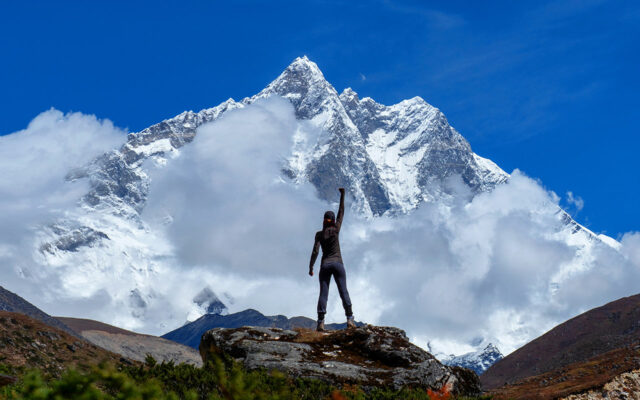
1, 100, 639, 357
141, 98, 640, 355
0, 109, 124, 299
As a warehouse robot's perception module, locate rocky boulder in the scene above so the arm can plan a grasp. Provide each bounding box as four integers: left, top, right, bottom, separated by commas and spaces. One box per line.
199, 325, 480, 396
0, 374, 17, 387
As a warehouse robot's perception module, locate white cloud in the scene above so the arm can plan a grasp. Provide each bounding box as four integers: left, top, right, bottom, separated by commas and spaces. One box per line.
342, 174, 640, 355
0, 109, 124, 301
566, 191, 585, 212
621, 232, 640, 267
1, 101, 640, 359
139, 99, 640, 355
143, 98, 327, 279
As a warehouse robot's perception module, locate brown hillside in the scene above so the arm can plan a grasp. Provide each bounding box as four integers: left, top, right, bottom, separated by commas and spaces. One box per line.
0, 311, 134, 378
0, 285, 77, 337
56, 316, 139, 336
482, 293, 640, 390
487, 342, 640, 399
56, 316, 201, 365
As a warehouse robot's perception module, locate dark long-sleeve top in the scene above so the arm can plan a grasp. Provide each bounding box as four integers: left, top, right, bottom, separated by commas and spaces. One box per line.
309, 191, 345, 271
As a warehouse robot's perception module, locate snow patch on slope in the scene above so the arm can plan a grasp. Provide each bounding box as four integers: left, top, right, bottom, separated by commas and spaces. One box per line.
441, 343, 504, 375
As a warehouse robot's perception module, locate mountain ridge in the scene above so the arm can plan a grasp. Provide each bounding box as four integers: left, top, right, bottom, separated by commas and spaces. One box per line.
441, 343, 503, 375
162, 308, 365, 349
76, 55, 509, 222
0, 285, 78, 338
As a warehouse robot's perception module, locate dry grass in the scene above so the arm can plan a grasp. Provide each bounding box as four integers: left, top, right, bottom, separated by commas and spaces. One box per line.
292, 327, 330, 343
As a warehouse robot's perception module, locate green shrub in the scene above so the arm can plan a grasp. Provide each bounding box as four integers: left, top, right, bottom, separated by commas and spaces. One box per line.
0, 358, 489, 400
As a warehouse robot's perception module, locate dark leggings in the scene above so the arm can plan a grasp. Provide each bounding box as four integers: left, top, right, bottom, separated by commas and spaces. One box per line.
317, 261, 353, 320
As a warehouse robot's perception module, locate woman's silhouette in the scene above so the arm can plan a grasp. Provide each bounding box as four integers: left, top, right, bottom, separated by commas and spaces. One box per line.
309, 187, 355, 331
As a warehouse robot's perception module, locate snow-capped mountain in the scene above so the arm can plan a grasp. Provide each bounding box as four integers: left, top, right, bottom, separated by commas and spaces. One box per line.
31, 56, 620, 357
441, 343, 503, 375
37, 57, 512, 322
254, 57, 509, 215
190, 287, 228, 320
44, 56, 606, 262
60, 56, 508, 225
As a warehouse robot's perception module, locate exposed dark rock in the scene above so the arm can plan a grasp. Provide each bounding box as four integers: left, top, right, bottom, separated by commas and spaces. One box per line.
199, 325, 481, 395
40, 225, 109, 253
0, 374, 17, 387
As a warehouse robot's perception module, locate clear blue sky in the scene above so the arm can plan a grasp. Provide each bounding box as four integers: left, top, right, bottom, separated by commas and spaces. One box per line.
1, 0, 638, 237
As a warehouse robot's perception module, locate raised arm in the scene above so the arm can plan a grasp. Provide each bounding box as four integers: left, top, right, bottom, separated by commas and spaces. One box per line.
309, 232, 321, 276
336, 188, 345, 232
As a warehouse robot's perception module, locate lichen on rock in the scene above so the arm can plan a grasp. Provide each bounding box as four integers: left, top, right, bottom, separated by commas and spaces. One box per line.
199, 324, 480, 396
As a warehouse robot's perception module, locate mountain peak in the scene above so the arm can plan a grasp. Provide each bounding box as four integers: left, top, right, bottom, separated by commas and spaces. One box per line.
340, 87, 359, 99
339, 87, 360, 109
403, 96, 428, 105
254, 56, 341, 120
441, 342, 504, 375
484, 343, 501, 353
278, 55, 326, 84
289, 55, 316, 68
191, 287, 228, 318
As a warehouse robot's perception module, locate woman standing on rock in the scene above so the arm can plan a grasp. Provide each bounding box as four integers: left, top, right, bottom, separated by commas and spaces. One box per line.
309, 187, 356, 332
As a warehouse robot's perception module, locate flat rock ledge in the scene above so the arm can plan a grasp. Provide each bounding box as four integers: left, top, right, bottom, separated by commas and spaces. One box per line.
199, 325, 480, 396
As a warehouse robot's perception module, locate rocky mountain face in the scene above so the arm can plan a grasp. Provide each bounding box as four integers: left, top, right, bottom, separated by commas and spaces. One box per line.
45, 56, 507, 242
39, 56, 610, 266
561, 368, 640, 400
250, 57, 508, 214
199, 325, 481, 396
441, 343, 503, 375
163, 308, 364, 349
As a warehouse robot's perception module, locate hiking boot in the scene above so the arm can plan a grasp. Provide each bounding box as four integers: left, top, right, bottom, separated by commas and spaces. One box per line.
346, 316, 356, 329
317, 320, 325, 332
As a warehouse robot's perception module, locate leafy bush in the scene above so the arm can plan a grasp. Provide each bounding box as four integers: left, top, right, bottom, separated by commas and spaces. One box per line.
0, 357, 489, 399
